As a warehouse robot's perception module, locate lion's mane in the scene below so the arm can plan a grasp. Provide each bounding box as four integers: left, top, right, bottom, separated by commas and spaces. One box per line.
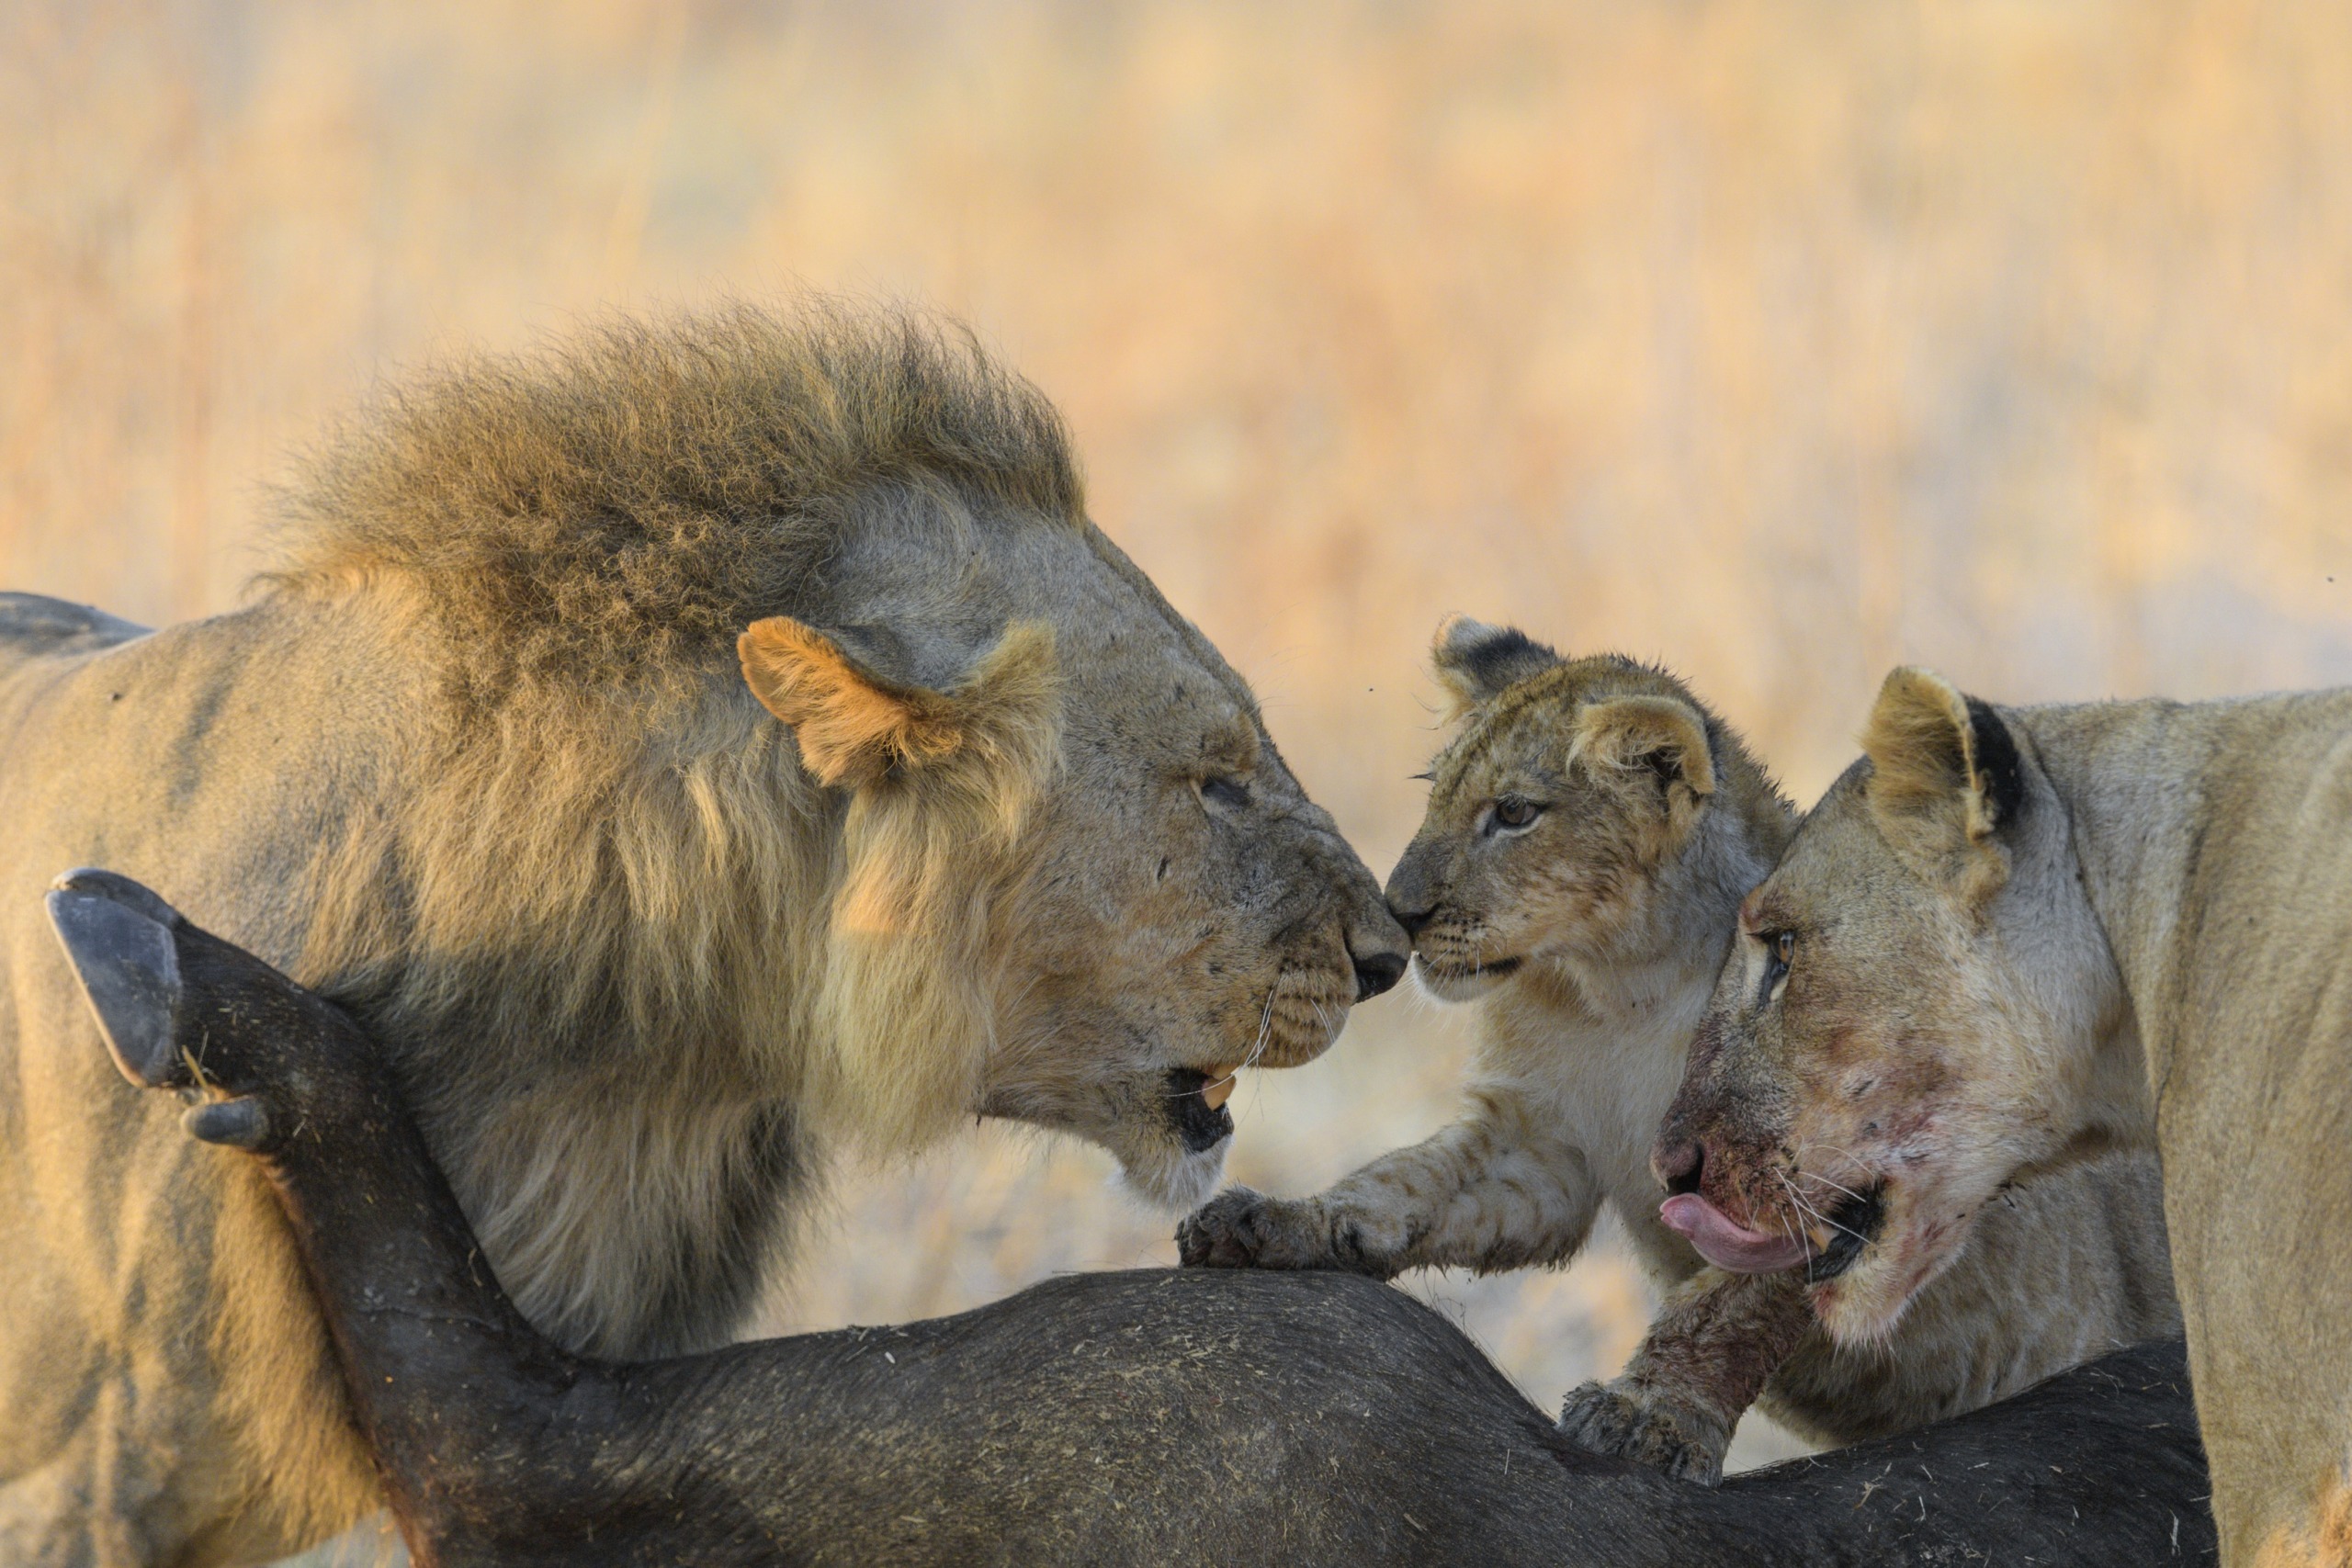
260, 302, 1082, 1354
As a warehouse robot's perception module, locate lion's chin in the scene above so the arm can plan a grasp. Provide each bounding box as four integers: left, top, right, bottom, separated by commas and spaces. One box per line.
1112, 1136, 1231, 1213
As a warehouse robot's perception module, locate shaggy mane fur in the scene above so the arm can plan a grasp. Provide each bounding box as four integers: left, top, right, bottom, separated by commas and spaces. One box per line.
251, 302, 1082, 1357
267, 299, 1085, 705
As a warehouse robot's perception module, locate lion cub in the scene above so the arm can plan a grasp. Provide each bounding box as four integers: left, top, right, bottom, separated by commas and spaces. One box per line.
1179, 618, 2178, 1483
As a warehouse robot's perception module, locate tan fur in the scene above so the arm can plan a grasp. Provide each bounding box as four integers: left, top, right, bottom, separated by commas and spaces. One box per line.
2254, 1463, 2352, 1568
0, 303, 1403, 1563
1182, 623, 2177, 1483
1661, 667, 2351, 1560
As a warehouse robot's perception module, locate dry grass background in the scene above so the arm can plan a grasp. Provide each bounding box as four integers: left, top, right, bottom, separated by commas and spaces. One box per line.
9, 0, 2352, 1549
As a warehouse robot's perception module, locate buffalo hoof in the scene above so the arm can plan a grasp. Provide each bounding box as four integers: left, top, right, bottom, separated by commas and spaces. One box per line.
48, 869, 191, 1092
183, 1096, 275, 1150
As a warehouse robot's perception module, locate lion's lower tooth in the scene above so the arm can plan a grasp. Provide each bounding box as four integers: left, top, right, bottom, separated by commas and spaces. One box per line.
1202, 1072, 1238, 1111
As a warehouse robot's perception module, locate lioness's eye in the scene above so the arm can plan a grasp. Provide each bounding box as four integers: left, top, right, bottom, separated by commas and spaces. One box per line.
1201, 776, 1250, 810
1488, 796, 1542, 833
1760, 930, 1795, 999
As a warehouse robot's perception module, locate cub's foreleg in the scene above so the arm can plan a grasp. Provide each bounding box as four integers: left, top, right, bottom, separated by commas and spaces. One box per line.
1556, 1268, 1813, 1485
1178, 1086, 1600, 1279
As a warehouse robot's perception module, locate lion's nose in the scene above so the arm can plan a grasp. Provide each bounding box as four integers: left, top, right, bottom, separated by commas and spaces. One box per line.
1351, 949, 1407, 1001
1387, 899, 1435, 938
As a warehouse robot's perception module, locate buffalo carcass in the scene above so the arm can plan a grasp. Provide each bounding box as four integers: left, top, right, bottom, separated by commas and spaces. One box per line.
50, 870, 2215, 1568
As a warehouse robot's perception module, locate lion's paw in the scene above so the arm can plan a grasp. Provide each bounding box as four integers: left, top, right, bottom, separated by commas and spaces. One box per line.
1557, 1379, 1731, 1486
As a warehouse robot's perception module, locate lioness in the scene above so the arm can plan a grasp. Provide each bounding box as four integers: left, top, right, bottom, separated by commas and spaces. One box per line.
0, 303, 1407, 1564
1181, 621, 2177, 1482
1656, 667, 2352, 1562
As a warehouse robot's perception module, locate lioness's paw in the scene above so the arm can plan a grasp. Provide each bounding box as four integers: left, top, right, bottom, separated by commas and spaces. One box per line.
1557, 1379, 1731, 1487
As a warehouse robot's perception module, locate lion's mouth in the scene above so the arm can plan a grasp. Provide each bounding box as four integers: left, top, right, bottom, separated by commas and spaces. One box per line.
1165, 1066, 1237, 1153
1803, 1183, 1887, 1285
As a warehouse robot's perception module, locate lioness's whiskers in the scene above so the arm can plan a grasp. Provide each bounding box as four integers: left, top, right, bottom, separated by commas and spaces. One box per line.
1772, 1173, 1815, 1255
1799, 1170, 1870, 1207
1795, 1142, 1880, 1183
1780, 1172, 1867, 1246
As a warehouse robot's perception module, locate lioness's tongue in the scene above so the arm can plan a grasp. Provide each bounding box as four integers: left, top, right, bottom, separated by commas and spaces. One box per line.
1659, 1193, 1810, 1274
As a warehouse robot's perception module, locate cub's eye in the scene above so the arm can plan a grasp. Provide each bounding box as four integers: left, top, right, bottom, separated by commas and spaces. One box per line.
1487, 796, 1543, 833
1201, 776, 1250, 810
1774, 931, 1796, 964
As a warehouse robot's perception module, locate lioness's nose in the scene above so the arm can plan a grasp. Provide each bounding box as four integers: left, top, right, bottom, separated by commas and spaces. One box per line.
1351, 949, 1407, 1001
1653, 1139, 1705, 1196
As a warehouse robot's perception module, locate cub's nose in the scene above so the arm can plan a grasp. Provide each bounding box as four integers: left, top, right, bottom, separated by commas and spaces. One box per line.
1351, 949, 1408, 1002
1383, 842, 1442, 940
1387, 900, 1436, 939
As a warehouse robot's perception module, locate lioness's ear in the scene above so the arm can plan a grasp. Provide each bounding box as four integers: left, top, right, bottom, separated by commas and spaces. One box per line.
740, 616, 1057, 790
1571, 695, 1716, 833
1430, 615, 1561, 717
1860, 667, 2026, 897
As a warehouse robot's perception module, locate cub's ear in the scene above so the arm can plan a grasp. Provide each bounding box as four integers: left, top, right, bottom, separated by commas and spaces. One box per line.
739, 616, 1057, 790
1430, 616, 1561, 718
1860, 667, 2026, 897
1570, 694, 1716, 826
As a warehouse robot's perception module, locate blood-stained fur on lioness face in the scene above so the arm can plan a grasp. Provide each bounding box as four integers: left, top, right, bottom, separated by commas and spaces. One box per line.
1653, 669, 2148, 1343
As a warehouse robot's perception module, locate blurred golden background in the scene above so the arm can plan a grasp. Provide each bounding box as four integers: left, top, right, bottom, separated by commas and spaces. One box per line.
10, 0, 2352, 1529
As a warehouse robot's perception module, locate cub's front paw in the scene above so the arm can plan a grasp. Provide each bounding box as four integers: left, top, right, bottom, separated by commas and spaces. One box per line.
1178, 1187, 1293, 1269
1557, 1379, 1732, 1486
1178, 1189, 1404, 1275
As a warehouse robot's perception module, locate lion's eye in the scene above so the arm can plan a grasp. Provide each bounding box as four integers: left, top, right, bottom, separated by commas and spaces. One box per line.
1201, 776, 1250, 810
1488, 796, 1542, 833
1760, 930, 1795, 998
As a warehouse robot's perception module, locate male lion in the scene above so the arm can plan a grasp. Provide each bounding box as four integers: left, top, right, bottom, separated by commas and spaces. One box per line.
0, 303, 1407, 1566
1656, 667, 2352, 1563
1181, 621, 2177, 1482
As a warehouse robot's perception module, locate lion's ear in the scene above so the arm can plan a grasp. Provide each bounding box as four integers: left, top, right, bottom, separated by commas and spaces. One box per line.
740, 616, 1057, 790
1571, 695, 1715, 844
1430, 615, 1560, 718
1860, 667, 2026, 899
